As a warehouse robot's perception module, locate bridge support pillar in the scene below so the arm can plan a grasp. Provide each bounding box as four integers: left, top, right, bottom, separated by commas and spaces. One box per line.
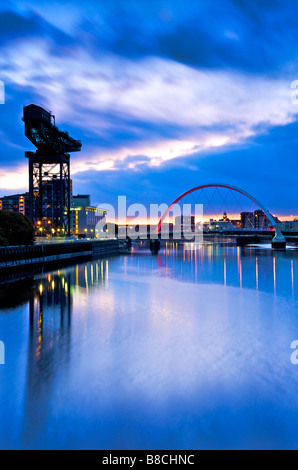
272, 235, 286, 249
272, 225, 286, 249
150, 239, 161, 254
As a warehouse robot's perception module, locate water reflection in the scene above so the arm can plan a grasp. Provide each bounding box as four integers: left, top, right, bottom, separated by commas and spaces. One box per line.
0, 245, 298, 449
25, 260, 110, 361
24, 272, 72, 446
20, 260, 110, 447
152, 243, 298, 299
29, 272, 72, 365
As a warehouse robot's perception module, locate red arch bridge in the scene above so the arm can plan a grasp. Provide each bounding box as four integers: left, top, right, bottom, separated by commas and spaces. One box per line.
153, 183, 286, 249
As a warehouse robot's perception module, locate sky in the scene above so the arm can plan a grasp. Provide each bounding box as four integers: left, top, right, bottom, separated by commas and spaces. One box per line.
0, 0, 298, 217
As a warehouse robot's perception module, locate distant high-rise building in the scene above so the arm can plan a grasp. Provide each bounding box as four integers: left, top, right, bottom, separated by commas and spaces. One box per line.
240, 212, 254, 229
240, 209, 278, 230
19, 195, 25, 215
254, 210, 280, 229
0, 193, 29, 216
254, 209, 270, 229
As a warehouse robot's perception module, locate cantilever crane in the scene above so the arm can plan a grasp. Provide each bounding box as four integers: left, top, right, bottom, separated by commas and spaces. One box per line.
23, 105, 82, 155
23, 104, 82, 235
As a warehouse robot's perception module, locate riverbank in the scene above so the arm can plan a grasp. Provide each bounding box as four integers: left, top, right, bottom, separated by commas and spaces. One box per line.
0, 239, 122, 269
0, 239, 127, 285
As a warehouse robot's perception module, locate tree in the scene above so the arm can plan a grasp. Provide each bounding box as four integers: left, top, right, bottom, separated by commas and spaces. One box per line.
0, 211, 34, 246
0, 227, 8, 246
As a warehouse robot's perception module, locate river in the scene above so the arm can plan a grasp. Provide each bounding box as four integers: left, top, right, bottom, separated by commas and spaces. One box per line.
0, 242, 298, 449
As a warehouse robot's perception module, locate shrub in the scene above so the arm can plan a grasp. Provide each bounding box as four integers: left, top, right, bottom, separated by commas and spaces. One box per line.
0, 211, 34, 246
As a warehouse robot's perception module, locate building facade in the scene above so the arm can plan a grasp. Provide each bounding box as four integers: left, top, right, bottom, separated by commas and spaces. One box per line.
208, 219, 237, 231
254, 209, 270, 229
174, 215, 195, 232
240, 212, 255, 229
0, 193, 29, 216
279, 220, 298, 232
70, 195, 106, 239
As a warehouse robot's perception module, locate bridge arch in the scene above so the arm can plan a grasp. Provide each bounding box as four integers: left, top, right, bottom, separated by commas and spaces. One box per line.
157, 183, 285, 242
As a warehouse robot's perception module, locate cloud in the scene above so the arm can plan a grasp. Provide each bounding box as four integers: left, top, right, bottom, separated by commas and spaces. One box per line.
7, 0, 298, 73
1, 36, 297, 168
0, 165, 27, 191
0, 1, 298, 214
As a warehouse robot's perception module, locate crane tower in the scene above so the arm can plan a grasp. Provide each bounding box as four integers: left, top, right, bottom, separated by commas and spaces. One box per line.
23, 104, 82, 235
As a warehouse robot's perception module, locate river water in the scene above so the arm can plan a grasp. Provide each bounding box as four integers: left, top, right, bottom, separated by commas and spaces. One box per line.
0, 242, 298, 450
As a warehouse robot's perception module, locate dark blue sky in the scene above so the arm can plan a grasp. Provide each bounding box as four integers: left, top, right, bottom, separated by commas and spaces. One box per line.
0, 0, 298, 216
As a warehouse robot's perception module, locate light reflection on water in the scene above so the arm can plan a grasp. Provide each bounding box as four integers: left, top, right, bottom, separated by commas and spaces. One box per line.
0, 243, 298, 450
